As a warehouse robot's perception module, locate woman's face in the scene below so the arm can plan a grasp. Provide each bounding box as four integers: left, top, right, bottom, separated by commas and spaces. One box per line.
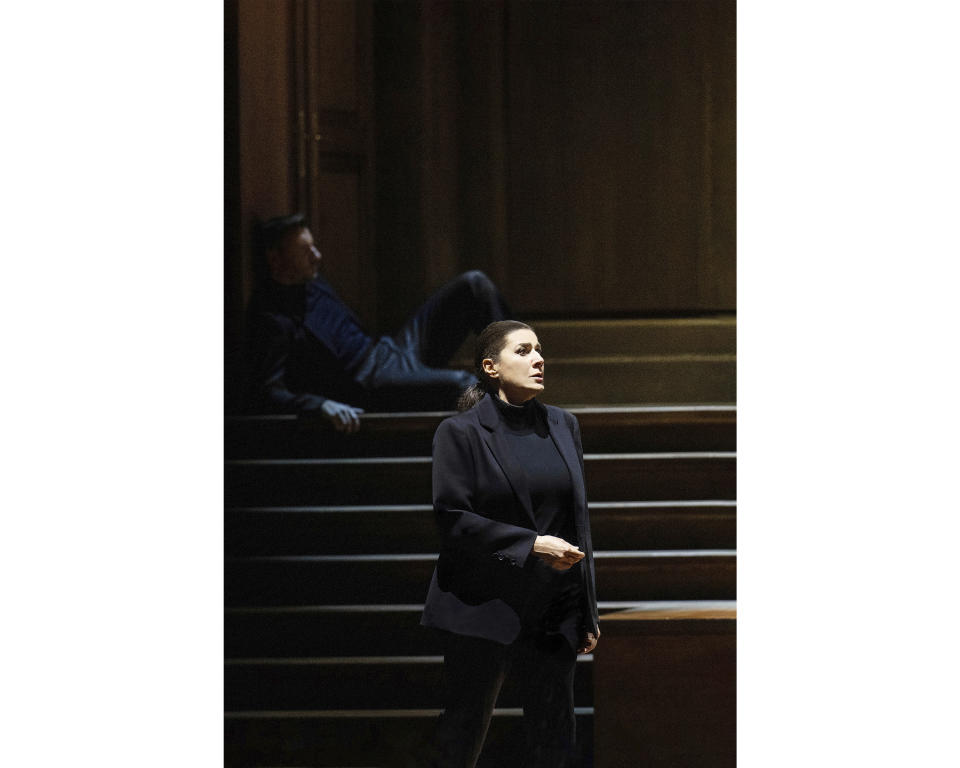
484, 328, 545, 404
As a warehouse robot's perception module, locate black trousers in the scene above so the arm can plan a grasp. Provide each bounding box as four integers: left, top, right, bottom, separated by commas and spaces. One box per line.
354, 270, 511, 411
411, 628, 579, 768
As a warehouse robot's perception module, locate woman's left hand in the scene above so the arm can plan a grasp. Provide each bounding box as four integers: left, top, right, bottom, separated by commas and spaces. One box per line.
577, 632, 598, 654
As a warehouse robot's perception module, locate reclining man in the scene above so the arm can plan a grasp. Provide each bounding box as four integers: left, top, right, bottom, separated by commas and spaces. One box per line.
245, 213, 512, 433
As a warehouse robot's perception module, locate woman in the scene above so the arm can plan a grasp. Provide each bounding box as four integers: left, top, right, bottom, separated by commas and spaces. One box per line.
416, 320, 600, 768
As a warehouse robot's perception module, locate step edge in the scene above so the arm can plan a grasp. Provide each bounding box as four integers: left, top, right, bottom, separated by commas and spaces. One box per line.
225, 707, 595, 718
227, 549, 737, 563
227, 452, 737, 466
226, 500, 737, 513
225, 599, 736, 614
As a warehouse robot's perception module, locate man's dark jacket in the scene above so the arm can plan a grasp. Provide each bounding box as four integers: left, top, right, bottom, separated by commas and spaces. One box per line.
244, 278, 371, 413
420, 393, 600, 646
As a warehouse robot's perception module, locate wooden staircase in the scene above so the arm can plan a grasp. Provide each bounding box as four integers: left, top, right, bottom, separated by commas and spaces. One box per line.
451, 316, 736, 405
224, 316, 736, 767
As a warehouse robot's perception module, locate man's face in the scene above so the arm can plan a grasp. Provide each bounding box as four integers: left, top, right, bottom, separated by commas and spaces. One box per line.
269, 227, 323, 285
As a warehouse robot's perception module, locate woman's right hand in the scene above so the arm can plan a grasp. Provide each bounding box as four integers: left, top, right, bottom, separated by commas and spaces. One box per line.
532, 535, 585, 570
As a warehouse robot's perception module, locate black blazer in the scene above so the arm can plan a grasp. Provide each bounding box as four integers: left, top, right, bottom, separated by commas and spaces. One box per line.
420, 393, 600, 645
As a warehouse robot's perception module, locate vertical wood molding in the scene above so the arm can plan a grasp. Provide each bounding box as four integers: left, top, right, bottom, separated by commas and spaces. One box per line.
292, 0, 309, 213
356, 0, 377, 331
235, 0, 296, 301
372, 0, 425, 332
288, 0, 375, 328
457, 0, 509, 291
225, 0, 241, 356
418, 0, 460, 287
229, 0, 376, 328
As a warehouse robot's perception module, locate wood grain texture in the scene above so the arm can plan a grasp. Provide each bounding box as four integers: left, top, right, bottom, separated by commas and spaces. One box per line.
506, 0, 736, 313
372, 0, 736, 323
595, 607, 736, 767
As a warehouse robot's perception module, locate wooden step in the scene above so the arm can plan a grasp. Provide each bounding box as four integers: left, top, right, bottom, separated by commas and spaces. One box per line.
224, 551, 736, 607
594, 604, 736, 767
225, 501, 736, 556
226, 411, 446, 460
224, 452, 736, 506
449, 315, 737, 404
224, 601, 735, 658
575, 406, 735, 452
452, 316, 736, 359
225, 406, 736, 459
224, 708, 594, 767
224, 655, 593, 711
513, 355, 736, 405
591, 501, 735, 551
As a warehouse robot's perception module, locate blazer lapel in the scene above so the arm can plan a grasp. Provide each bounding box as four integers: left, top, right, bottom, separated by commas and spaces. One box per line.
477, 394, 538, 529
545, 406, 588, 517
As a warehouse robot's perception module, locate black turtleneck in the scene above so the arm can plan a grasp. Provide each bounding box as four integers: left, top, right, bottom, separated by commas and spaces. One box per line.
490, 394, 583, 649
490, 395, 577, 543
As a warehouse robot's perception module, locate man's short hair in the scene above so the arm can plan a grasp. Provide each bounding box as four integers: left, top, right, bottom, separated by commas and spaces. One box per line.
260, 213, 307, 253
253, 213, 307, 285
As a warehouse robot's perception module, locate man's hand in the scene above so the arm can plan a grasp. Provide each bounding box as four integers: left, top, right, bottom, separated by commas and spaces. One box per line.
532, 535, 584, 571
321, 399, 365, 434
577, 631, 598, 655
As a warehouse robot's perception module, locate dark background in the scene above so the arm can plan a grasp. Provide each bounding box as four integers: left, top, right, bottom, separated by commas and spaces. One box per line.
224, 0, 736, 398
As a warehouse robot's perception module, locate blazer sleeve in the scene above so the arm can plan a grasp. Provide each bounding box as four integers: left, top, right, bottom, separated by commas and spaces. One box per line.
432, 418, 538, 568
570, 412, 601, 638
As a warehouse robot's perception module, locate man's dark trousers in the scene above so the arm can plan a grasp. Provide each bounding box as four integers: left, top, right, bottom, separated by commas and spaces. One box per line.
355, 270, 512, 410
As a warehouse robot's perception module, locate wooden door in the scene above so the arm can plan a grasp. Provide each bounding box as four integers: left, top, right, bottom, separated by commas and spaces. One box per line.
292, 0, 376, 328
226, 0, 376, 358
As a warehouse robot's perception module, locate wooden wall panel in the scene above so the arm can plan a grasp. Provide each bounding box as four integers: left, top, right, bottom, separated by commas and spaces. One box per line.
505, 0, 736, 314
229, 0, 375, 328
316, 0, 358, 113
454, 0, 509, 292
372, 0, 511, 330
299, 0, 375, 327
236, 0, 296, 301
371, 0, 735, 322
225, 0, 242, 406
372, 0, 425, 333
419, 0, 461, 289
314, 167, 362, 313
696, 0, 736, 309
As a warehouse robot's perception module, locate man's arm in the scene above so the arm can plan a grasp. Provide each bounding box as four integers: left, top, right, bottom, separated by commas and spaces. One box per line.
251, 313, 328, 413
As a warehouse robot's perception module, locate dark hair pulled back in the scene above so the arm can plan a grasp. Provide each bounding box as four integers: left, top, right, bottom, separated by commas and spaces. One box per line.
456, 320, 534, 411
